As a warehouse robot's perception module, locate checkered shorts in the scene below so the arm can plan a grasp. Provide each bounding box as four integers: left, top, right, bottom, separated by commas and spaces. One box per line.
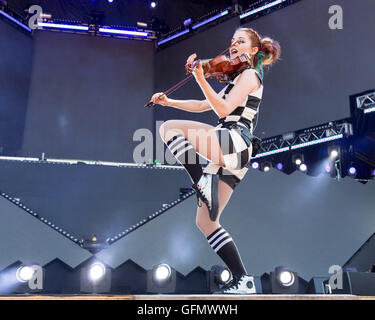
203, 121, 254, 189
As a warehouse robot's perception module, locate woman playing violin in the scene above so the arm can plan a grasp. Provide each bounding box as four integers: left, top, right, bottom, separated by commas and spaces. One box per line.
150, 28, 280, 294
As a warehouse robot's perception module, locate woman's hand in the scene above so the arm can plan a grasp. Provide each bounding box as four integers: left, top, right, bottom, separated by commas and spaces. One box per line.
186, 53, 205, 82
150, 92, 169, 106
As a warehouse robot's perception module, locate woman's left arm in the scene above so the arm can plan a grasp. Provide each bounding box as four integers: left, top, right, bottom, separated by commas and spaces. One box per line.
194, 65, 261, 118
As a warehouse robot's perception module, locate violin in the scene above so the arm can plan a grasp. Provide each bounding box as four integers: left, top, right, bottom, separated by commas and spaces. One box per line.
145, 41, 252, 108
189, 53, 252, 83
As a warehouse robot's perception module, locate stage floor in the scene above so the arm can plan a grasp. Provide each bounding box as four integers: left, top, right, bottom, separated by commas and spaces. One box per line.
0, 294, 374, 300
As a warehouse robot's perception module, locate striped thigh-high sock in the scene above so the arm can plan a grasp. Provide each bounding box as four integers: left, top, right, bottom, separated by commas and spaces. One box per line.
207, 226, 247, 279
166, 135, 203, 184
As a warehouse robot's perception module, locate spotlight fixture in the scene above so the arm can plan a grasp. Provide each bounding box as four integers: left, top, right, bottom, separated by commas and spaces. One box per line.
149, 1, 156, 8
276, 163, 283, 171
153, 264, 171, 283
278, 269, 295, 287
16, 266, 34, 283
183, 18, 192, 27
271, 266, 299, 294
213, 265, 231, 284
208, 265, 232, 293
80, 261, 111, 293
14, 264, 44, 291
330, 149, 339, 159
292, 153, 305, 170
348, 166, 357, 176
81, 236, 109, 253
299, 164, 307, 172
89, 263, 106, 281
147, 263, 176, 293
137, 21, 148, 28
251, 161, 259, 169
261, 161, 272, 172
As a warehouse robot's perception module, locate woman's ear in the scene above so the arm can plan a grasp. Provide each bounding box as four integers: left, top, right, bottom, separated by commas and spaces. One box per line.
250, 47, 259, 55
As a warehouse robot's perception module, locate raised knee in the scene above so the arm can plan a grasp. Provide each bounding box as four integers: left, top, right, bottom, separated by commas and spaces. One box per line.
159, 121, 169, 140
159, 120, 182, 142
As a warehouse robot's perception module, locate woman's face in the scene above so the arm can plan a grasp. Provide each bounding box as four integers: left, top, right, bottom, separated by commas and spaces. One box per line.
230, 30, 258, 60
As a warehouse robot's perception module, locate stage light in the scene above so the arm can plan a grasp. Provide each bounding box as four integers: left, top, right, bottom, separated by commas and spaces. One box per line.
295, 158, 302, 165
330, 149, 339, 159
89, 263, 106, 281
183, 18, 192, 27
0, 8, 31, 32
192, 10, 229, 30
278, 270, 295, 287
137, 22, 148, 28
261, 161, 272, 172
81, 261, 111, 293
147, 264, 176, 293
348, 166, 357, 176
372, 169, 375, 177
108, 0, 114, 3
251, 161, 259, 169
276, 163, 283, 171
240, 0, 287, 19
291, 133, 343, 150
325, 165, 332, 173
254, 146, 290, 158
150, 1, 156, 8
153, 264, 171, 282
38, 22, 89, 31
99, 27, 148, 37
299, 164, 307, 172
208, 265, 232, 293
211, 265, 232, 285
157, 29, 190, 45
364, 106, 375, 114
16, 266, 34, 283
220, 269, 231, 283
271, 266, 299, 294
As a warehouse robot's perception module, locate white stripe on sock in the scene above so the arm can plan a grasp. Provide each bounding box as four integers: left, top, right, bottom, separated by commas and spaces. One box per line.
214, 238, 233, 252
167, 136, 185, 149
210, 233, 230, 248
170, 139, 189, 154
175, 145, 193, 159
208, 229, 226, 244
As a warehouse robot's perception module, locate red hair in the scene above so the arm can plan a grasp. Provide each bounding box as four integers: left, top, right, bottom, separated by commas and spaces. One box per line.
236, 28, 281, 68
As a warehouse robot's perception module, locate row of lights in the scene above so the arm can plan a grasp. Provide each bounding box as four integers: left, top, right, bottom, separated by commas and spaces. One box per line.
106, 0, 157, 8
13, 262, 299, 294
0, 192, 79, 243
251, 149, 341, 174
106, 190, 195, 245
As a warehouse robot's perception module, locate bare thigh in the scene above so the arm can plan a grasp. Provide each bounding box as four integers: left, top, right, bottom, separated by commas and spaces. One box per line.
195, 179, 234, 237
160, 119, 225, 166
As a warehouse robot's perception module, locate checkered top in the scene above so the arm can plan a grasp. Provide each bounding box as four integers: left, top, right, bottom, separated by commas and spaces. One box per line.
218, 68, 263, 131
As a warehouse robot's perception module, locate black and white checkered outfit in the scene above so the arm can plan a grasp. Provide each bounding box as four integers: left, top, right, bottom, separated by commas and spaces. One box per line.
203, 67, 263, 190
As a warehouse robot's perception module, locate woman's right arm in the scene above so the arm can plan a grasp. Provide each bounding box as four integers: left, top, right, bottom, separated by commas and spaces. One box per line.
167, 99, 210, 113
150, 93, 210, 113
